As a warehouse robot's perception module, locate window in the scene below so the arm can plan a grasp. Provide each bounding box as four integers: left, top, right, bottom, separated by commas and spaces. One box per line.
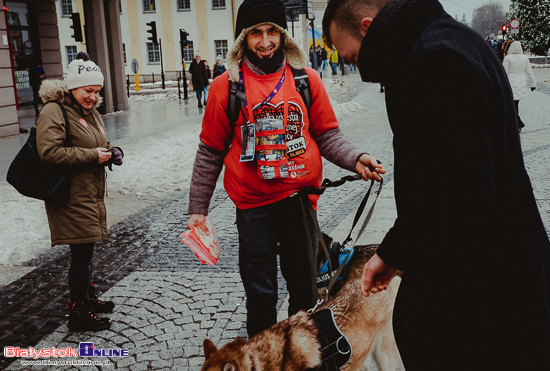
215, 40, 228, 60
61, 0, 73, 17
212, 0, 226, 9
182, 41, 194, 62
7, 11, 20, 26
123, 44, 127, 64
178, 0, 191, 10
143, 0, 156, 12
147, 43, 160, 63
66, 46, 78, 65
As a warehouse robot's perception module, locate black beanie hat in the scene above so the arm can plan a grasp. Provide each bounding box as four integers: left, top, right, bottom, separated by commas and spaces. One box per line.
234, 0, 287, 40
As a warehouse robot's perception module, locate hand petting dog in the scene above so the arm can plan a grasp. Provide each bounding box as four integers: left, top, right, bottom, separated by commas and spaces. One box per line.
361, 253, 397, 297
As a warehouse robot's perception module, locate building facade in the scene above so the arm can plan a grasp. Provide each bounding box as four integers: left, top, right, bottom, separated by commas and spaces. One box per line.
1, 0, 128, 137
1, 0, 325, 138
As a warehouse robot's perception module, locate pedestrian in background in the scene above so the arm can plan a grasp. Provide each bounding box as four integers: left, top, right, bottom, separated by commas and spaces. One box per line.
29, 59, 46, 117
187, 0, 384, 339
189, 52, 209, 107
323, 0, 550, 370
36, 52, 123, 332
212, 55, 227, 79
330, 49, 338, 75
503, 40, 537, 132
201, 59, 211, 106
320, 46, 328, 71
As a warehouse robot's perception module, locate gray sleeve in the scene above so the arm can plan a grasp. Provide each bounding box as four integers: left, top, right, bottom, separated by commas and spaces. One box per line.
314, 127, 367, 172
188, 140, 225, 215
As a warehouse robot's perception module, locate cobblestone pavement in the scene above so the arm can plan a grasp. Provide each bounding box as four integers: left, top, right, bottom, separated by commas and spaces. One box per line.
1, 70, 550, 370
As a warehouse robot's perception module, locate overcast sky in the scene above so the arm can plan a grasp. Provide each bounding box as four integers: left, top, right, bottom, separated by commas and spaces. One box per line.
440, 0, 512, 23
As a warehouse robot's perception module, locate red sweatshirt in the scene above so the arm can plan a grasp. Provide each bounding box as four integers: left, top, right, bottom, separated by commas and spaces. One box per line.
200, 64, 339, 209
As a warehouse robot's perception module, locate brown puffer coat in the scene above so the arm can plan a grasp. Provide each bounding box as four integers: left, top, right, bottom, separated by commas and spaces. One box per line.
36, 80, 110, 246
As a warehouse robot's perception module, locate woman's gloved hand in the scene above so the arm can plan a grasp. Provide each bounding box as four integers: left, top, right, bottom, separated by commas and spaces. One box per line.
105, 147, 124, 170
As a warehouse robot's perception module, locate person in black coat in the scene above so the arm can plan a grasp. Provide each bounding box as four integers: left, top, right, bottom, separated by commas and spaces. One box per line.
323, 0, 550, 370
29, 60, 46, 116
189, 52, 209, 107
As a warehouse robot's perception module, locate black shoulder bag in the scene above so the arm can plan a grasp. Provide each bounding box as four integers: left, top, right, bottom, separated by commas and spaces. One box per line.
6, 101, 72, 205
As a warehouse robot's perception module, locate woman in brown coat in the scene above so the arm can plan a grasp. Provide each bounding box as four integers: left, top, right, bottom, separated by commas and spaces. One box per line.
37, 52, 123, 332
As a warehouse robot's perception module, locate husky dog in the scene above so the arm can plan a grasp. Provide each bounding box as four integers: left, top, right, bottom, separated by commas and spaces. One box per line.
201, 244, 402, 371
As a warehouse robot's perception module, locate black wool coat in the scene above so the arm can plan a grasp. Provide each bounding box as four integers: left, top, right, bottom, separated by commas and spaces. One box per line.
358, 0, 550, 368
189, 60, 209, 90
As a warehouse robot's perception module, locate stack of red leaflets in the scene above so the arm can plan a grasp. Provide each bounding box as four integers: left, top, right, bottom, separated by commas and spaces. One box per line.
181, 216, 221, 266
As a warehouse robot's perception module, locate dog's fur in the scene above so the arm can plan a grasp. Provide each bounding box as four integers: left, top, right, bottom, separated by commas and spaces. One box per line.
201, 244, 402, 371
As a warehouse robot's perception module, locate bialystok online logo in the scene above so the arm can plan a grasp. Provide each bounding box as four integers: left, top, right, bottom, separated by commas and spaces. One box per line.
4, 342, 129, 360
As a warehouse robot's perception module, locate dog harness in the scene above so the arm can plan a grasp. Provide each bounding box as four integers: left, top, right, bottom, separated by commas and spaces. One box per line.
311, 308, 352, 370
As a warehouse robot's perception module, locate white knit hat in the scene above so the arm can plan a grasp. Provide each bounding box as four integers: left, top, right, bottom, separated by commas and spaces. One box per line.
66, 58, 104, 90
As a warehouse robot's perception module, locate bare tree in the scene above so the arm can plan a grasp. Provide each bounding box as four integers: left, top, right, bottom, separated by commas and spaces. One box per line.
471, 2, 506, 38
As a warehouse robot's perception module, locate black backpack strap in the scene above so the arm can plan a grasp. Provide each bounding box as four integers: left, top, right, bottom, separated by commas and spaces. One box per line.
290, 67, 312, 114
224, 78, 245, 156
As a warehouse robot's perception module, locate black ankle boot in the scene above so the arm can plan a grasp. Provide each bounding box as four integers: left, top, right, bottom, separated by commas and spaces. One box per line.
88, 283, 115, 313
68, 302, 111, 332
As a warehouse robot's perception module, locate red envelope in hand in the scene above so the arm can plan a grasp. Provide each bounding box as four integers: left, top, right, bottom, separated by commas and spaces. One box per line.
181, 216, 221, 266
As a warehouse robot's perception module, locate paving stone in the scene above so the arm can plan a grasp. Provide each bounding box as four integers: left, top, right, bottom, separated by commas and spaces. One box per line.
3, 75, 549, 370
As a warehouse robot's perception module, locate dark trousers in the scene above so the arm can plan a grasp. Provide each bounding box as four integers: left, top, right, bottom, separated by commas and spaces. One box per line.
32, 87, 41, 116
69, 243, 94, 303
236, 195, 318, 338
514, 100, 525, 129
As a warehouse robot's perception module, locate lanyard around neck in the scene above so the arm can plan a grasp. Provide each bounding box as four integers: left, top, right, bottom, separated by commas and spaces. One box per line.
240, 64, 288, 127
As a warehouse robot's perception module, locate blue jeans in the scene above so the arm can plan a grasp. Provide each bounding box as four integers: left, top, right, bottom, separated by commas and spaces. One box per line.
321, 60, 328, 71
236, 195, 318, 338
331, 62, 338, 74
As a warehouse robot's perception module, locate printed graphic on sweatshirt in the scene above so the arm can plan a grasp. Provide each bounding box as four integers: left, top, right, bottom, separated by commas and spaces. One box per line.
253, 100, 306, 159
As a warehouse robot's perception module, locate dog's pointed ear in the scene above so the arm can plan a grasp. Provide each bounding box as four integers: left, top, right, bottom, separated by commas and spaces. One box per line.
203, 338, 218, 360
223, 363, 236, 371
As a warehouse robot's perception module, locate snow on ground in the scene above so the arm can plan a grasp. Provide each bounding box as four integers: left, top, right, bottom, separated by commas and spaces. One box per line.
0, 76, 361, 268
2, 69, 549, 271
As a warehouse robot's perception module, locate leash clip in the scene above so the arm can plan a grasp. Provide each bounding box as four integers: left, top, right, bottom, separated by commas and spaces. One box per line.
308, 295, 326, 314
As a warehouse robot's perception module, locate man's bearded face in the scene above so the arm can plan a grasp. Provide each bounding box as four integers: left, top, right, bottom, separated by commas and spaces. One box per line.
245, 24, 282, 60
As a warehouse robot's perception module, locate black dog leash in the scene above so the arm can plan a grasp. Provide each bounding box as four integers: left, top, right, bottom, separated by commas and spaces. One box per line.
298, 172, 384, 302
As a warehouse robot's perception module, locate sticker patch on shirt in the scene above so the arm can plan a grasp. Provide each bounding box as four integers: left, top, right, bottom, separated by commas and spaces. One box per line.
286, 136, 306, 159
252, 100, 305, 142
79, 119, 88, 127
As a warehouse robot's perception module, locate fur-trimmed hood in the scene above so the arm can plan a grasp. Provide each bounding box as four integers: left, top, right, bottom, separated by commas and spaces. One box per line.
226, 22, 308, 82
38, 79, 102, 110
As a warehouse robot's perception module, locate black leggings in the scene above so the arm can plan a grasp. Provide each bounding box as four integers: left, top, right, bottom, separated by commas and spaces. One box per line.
69, 243, 94, 303
514, 100, 525, 129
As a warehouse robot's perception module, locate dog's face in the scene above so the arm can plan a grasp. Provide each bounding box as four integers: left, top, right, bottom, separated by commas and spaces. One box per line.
201, 338, 248, 371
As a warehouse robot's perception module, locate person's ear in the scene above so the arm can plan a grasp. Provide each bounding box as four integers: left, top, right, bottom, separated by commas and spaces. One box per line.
360, 17, 374, 36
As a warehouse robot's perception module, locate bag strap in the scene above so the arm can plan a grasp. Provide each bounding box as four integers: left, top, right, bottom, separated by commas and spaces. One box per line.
291, 67, 312, 114
44, 101, 71, 147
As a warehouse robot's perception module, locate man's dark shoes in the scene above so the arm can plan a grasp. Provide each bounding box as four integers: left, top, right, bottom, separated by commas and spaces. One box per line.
88, 283, 115, 313
68, 302, 111, 332
198, 102, 203, 108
